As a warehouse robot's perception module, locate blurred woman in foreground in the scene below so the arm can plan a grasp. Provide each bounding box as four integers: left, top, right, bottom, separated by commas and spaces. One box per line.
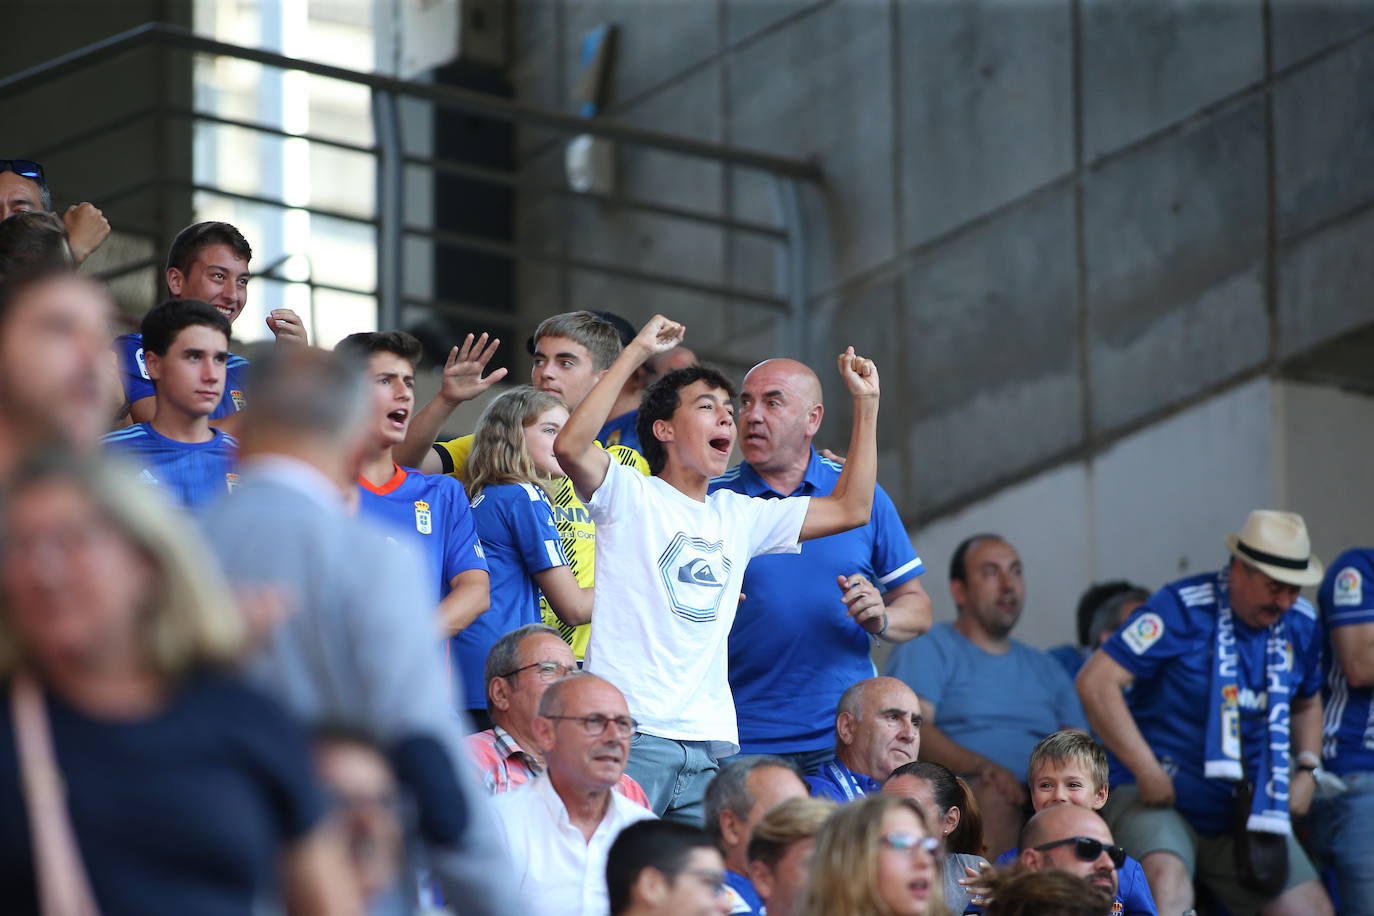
0, 452, 355, 914
801, 793, 947, 916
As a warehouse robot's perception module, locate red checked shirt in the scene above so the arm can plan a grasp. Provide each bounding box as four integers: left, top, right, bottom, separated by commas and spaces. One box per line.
465, 725, 652, 807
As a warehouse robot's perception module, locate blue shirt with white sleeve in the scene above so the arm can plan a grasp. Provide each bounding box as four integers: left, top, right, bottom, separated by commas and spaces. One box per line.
458, 482, 569, 711
710, 451, 924, 755
1319, 548, 1374, 775
1101, 569, 1323, 833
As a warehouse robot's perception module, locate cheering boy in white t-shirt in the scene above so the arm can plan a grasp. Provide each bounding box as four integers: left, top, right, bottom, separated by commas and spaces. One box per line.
553, 314, 881, 823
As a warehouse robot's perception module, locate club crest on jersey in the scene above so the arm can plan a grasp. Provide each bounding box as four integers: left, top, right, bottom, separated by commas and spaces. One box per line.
225, 472, 240, 494
413, 500, 432, 535
1122, 612, 1165, 655
1334, 567, 1363, 607
1112, 902, 1123, 915
230, 389, 246, 411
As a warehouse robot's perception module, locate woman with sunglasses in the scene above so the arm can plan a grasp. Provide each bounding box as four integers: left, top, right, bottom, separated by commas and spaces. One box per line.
0, 453, 354, 914
801, 793, 948, 916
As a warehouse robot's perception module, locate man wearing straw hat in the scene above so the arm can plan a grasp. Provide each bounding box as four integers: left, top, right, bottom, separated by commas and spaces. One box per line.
1076, 510, 1333, 916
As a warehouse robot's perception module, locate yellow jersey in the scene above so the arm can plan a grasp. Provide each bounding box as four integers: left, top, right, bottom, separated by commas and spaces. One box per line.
433, 435, 648, 659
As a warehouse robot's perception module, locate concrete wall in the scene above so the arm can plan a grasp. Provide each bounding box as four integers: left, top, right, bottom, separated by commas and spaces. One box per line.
876, 378, 1374, 659
506, 0, 1374, 528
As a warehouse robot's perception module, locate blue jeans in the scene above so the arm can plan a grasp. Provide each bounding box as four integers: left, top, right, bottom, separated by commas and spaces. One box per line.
626, 732, 719, 826
1308, 770, 1374, 916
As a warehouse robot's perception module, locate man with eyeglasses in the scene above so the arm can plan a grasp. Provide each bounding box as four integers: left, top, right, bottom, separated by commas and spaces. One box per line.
467, 624, 651, 805
1017, 805, 1122, 899
1, 158, 110, 265
608, 819, 733, 916
492, 672, 656, 915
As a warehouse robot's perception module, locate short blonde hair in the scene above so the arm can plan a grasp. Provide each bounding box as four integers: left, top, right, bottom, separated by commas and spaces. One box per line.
465, 386, 566, 499
1027, 729, 1109, 796
0, 452, 245, 678
800, 793, 948, 916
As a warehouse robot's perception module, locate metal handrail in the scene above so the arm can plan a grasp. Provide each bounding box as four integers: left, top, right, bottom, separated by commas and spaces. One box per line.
0, 22, 822, 179
0, 20, 820, 356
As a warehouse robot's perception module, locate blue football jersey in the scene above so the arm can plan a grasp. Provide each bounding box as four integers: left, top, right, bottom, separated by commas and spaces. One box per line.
1320, 548, 1374, 774
1102, 570, 1323, 833
357, 465, 487, 607
114, 332, 249, 420
454, 482, 570, 710
102, 423, 239, 513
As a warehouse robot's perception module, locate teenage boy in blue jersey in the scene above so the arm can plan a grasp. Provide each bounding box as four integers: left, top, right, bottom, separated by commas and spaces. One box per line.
114, 221, 308, 432
1309, 547, 1374, 915
710, 357, 930, 775
335, 332, 490, 658
553, 314, 883, 824
102, 299, 239, 514
1077, 510, 1333, 916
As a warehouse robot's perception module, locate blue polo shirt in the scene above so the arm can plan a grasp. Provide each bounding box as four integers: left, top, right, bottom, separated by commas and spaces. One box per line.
114, 332, 249, 420
1319, 548, 1374, 775
597, 410, 641, 452
805, 757, 880, 803
1102, 569, 1323, 833
709, 451, 923, 755
101, 423, 239, 514
458, 482, 570, 710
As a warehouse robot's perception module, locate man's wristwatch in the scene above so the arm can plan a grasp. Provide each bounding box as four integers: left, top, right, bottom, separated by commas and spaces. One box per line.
1296, 750, 1322, 773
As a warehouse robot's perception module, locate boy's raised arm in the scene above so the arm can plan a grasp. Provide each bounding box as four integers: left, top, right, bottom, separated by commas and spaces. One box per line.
800, 347, 879, 542
554, 314, 685, 501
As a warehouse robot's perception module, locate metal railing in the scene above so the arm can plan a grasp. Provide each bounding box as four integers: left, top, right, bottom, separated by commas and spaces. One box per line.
0, 21, 824, 355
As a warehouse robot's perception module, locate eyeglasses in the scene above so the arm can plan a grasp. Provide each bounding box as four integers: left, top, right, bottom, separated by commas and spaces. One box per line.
499, 661, 577, 682
1033, 836, 1127, 869
880, 832, 941, 856
0, 160, 45, 182
670, 867, 727, 896
542, 713, 638, 737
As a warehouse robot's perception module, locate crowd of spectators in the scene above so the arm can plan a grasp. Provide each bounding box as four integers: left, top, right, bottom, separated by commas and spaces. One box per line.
0, 157, 1370, 916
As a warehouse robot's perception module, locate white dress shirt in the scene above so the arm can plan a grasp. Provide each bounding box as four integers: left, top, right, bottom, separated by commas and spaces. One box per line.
491, 773, 656, 916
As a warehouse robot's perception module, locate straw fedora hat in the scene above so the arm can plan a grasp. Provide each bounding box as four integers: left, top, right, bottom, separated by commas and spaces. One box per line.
1225, 510, 1324, 587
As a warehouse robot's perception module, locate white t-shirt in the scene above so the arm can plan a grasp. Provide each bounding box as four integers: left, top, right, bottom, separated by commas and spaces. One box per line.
585, 461, 810, 755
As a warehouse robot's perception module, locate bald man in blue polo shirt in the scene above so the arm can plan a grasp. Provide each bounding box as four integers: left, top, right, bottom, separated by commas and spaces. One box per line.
709, 358, 931, 775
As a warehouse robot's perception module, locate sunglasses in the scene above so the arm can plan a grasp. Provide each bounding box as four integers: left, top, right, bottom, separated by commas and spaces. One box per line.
1033, 836, 1127, 869
0, 160, 45, 182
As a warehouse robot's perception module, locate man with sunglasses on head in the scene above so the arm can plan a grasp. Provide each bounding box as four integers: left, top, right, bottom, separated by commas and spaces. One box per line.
467, 624, 650, 806
1, 158, 110, 266
491, 672, 656, 916
114, 220, 309, 433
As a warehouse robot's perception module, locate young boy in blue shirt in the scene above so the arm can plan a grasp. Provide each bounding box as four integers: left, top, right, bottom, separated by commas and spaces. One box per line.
335, 332, 490, 664
103, 299, 239, 513
967, 729, 1157, 915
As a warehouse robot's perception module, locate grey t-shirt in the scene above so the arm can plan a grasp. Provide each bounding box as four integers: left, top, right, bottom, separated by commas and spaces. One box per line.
945, 852, 989, 914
